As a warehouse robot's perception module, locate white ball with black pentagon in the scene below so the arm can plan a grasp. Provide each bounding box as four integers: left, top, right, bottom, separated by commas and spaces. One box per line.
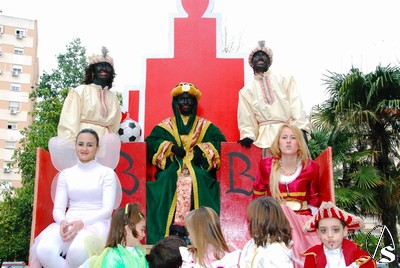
118, 119, 142, 142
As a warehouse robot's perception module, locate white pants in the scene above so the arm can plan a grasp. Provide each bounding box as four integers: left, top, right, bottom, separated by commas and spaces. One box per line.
36, 226, 91, 268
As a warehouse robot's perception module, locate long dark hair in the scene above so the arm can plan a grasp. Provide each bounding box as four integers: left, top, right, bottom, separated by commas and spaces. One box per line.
247, 196, 292, 247
105, 203, 145, 247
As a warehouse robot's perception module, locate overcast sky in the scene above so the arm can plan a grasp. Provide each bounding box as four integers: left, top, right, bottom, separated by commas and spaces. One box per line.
2, 0, 400, 114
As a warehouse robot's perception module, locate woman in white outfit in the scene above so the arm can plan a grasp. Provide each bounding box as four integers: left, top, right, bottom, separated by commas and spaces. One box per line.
30, 128, 120, 268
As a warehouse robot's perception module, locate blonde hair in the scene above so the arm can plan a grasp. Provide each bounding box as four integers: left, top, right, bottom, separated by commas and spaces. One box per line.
247, 196, 292, 247
269, 124, 311, 202
184, 207, 229, 267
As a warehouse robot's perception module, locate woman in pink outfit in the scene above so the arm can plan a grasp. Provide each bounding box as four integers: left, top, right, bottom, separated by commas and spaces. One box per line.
253, 123, 321, 267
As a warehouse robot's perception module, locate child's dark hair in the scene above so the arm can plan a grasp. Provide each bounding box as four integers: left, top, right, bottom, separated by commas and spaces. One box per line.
247, 196, 292, 247
76, 128, 99, 146
147, 236, 187, 268
105, 203, 145, 247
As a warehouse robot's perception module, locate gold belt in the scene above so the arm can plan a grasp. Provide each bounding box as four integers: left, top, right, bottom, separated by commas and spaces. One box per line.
284, 199, 308, 211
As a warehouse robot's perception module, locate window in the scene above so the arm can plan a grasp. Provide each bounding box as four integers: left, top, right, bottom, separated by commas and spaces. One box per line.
11, 83, 21, 92
5, 140, 16, 149
15, 29, 25, 39
3, 162, 13, 173
14, 47, 24, 55
0, 26, 3, 34
12, 65, 22, 76
7, 122, 18, 130
9, 101, 20, 114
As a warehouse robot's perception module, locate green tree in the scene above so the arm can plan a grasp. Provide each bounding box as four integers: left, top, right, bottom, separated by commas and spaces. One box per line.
0, 38, 87, 262
311, 65, 400, 267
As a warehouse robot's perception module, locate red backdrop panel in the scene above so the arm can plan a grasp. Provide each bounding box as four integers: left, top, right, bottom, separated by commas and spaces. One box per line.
30, 148, 58, 246
127, 90, 140, 122
218, 142, 262, 249
315, 146, 335, 204
115, 142, 147, 212
144, 6, 244, 143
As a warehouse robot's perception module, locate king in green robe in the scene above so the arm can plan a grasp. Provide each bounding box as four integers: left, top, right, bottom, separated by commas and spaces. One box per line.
145, 82, 226, 244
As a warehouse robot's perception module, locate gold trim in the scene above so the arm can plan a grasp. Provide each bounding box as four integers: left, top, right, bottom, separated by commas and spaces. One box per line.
152, 141, 172, 170
281, 192, 307, 197
187, 163, 199, 209
253, 190, 265, 195
355, 256, 373, 266
165, 170, 180, 238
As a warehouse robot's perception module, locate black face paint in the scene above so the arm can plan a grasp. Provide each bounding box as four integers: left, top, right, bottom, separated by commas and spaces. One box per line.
252, 51, 270, 73
177, 92, 195, 116
93, 62, 113, 86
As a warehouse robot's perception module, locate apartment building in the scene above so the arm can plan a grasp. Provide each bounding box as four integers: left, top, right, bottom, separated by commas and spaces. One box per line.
0, 13, 38, 189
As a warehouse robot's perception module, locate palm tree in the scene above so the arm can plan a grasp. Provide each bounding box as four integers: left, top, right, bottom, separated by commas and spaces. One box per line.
311, 65, 400, 267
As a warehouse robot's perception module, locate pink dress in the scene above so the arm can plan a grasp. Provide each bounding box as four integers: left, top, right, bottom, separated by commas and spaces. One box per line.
253, 157, 321, 267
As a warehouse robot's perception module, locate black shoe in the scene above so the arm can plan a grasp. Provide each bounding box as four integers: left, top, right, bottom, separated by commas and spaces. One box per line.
169, 224, 190, 245
169, 224, 186, 237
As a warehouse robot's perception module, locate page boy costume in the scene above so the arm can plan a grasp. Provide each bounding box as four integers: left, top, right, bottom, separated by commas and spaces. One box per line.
302, 201, 376, 268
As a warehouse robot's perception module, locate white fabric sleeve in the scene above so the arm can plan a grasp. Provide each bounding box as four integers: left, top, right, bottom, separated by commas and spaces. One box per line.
109, 97, 122, 134
52, 171, 68, 224
287, 76, 310, 133
238, 89, 259, 141
57, 89, 82, 140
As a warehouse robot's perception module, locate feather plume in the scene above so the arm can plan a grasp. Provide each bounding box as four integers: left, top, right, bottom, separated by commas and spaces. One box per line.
101, 46, 109, 58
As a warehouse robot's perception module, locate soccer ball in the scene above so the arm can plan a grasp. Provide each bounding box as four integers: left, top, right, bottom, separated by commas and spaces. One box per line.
118, 119, 142, 143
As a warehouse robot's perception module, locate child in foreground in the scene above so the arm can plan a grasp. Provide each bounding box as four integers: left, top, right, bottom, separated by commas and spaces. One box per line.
302, 201, 376, 268
181, 206, 241, 267
80, 203, 148, 268
147, 235, 187, 268
239, 196, 294, 267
